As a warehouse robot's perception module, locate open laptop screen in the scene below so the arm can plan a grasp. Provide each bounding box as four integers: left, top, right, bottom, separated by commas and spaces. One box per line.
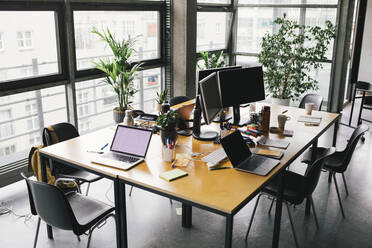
111, 125, 152, 157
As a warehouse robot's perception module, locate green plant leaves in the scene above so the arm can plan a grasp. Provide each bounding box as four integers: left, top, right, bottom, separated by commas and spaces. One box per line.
197, 50, 226, 70
91, 27, 141, 111
157, 110, 179, 131
258, 14, 335, 100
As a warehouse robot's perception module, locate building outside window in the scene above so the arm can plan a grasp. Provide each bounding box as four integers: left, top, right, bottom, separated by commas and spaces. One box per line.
25, 103, 39, 131
0, 109, 14, 139
0, 32, 4, 50
77, 91, 91, 117
0, 144, 16, 157
17, 31, 33, 49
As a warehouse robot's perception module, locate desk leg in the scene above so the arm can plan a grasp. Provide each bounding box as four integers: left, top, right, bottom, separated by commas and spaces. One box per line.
349, 84, 356, 126
272, 172, 283, 248
39, 155, 53, 239
114, 179, 127, 248
182, 203, 192, 228
225, 215, 233, 248
357, 91, 366, 125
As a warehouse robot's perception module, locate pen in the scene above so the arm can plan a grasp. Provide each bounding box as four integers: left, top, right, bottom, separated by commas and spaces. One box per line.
86, 150, 104, 154
101, 143, 109, 150
171, 159, 177, 168
282, 110, 288, 114
209, 166, 232, 171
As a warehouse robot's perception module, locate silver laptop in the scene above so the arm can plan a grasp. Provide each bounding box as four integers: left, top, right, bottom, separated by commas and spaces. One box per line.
91, 125, 153, 170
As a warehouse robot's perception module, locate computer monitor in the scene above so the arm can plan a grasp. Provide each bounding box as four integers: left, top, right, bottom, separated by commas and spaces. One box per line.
199, 72, 223, 125
218, 66, 265, 126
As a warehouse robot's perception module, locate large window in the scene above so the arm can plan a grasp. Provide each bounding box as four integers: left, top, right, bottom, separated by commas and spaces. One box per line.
0, 11, 60, 82
74, 11, 160, 70
235, 1, 338, 104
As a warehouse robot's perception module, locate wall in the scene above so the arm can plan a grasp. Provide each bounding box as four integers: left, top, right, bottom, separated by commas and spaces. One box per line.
358, 0, 372, 82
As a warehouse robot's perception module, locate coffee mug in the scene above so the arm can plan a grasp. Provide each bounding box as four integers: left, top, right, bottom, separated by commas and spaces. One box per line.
277, 114, 291, 129
305, 103, 315, 115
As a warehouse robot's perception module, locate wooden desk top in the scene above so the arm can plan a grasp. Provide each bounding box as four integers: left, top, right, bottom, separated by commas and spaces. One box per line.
40, 103, 339, 214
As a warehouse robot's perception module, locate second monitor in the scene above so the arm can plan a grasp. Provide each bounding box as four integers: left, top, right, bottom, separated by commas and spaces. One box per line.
218, 66, 265, 126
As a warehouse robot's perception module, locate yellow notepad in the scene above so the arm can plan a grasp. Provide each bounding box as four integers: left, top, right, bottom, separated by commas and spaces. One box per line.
159, 168, 188, 182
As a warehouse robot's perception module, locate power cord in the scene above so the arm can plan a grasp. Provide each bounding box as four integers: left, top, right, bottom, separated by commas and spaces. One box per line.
105, 182, 114, 204
0, 201, 32, 223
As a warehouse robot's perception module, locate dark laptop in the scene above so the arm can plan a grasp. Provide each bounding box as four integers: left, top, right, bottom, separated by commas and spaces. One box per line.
220, 130, 279, 176
91, 125, 152, 170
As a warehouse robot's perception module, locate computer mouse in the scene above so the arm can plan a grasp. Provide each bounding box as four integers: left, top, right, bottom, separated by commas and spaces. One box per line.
244, 137, 256, 147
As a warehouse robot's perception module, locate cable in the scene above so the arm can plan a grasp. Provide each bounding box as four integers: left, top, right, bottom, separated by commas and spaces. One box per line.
105, 182, 114, 204
0, 201, 32, 223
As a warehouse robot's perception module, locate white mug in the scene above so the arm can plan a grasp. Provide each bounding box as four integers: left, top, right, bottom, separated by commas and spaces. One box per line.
277, 114, 291, 129
305, 103, 315, 115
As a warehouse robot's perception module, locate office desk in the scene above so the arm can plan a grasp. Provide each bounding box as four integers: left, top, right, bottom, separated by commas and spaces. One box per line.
39, 104, 339, 248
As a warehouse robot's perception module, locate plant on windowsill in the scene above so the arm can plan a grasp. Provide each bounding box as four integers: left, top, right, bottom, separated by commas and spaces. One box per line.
258, 14, 335, 106
155, 88, 168, 113
157, 110, 179, 146
196, 50, 226, 70
92, 27, 142, 123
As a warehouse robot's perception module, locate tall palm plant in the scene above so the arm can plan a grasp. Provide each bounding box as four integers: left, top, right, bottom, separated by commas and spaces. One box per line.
92, 27, 141, 111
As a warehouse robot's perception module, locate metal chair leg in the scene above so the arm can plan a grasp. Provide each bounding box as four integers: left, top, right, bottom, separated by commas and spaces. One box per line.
308, 196, 319, 229
169, 199, 173, 204
333, 173, 346, 218
245, 194, 262, 242
129, 186, 134, 196
328, 171, 332, 183
341, 173, 349, 196
86, 229, 93, 248
268, 198, 275, 215
76, 235, 81, 242
86, 213, 116, 248
285, 202, 300, 248
33, 217, 41, 248
85, 183, 91, 196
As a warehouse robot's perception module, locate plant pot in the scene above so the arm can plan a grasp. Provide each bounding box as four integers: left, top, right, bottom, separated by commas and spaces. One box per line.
156, 103, 162, 113
160, 129, 178, 146
113, 108, 126, 123
271, 97, 290, 106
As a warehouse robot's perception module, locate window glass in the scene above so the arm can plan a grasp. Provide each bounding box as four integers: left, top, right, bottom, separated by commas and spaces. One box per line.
0, 86, 67, 167
235, 55, 260, 67
76, 68, 162, 134
0, 11, 59, 82
197, 0, 230, 3
197, 12, 231, 52
238, 0, 337, 4
237, 8, 300, 53
73, 11, 160, 70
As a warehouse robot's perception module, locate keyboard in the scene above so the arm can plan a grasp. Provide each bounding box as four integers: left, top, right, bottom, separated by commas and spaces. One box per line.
202, 147, 227, 168
103, 153, 139, 163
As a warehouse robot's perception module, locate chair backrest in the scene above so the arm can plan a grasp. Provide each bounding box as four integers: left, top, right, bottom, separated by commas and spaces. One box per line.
299, 94, 323, 111
42, 123, 80, 175
356, 81, 371, 90
22, 173, 77, 231
169, 96, 191, 107
302, 148, 335, 196
340, 124, 369, 171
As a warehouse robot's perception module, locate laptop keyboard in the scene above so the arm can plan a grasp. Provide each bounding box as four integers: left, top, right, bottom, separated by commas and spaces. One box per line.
104, 153, 140, 163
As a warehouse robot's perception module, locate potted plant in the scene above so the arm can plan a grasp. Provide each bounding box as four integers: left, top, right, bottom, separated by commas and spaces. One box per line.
197, 50, 226, 70
258, 14, 335, 106
92, 27, 141, 123
157, 110, 179, 146
156, 88, 168, 113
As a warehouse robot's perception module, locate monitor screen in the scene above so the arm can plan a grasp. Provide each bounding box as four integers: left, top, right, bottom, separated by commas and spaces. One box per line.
110, 126, 152, 157
218, 66, 265, 108
199, 72, 223, 125
197, 65, 242, 95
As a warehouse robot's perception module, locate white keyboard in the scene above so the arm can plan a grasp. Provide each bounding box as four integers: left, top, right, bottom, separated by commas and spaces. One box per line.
202, 147, 227, 168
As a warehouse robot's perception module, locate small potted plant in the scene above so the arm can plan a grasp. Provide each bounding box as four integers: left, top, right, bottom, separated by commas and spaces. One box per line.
92, 27, 141, 123
258, 14, 335, 106
156, 88, 168, 113
157, 110, 179, 146
197, 50, 226, 70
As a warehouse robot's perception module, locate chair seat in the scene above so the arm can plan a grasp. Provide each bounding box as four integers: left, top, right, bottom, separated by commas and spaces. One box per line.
301, 147, 345, 173
58, 170, 102, 183
67, 193, 114, 235
263, 170, 305, 205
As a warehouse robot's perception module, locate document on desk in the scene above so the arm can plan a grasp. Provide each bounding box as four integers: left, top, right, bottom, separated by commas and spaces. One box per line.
258, 137, 289, 149
297, 115, 322, 124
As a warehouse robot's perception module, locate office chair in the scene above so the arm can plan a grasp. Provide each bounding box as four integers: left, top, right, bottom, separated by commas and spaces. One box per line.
301, 124, 368, 218
21, 173, 115, 248
169, 96, 192, 107
299, 94, 323, 111
43, 122, 102, 195
245, 149, 335, 248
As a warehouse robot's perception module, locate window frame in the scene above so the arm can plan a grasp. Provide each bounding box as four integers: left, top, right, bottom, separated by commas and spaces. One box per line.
0, 1, 69, 95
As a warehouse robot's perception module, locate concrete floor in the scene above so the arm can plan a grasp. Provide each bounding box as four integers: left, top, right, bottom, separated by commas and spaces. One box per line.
1, 101, 372, 248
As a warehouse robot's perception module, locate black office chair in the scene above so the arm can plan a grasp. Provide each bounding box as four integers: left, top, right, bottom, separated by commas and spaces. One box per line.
301, 124, 368, 217
245, 149, 335, 248
43, 122, 102, 195
299, 94, 323, 111
21, 173, 115, 248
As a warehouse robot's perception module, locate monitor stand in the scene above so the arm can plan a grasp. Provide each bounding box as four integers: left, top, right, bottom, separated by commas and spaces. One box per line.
231, 105, 250, 127
212, 110, 232, 123
192, 107, 218, 141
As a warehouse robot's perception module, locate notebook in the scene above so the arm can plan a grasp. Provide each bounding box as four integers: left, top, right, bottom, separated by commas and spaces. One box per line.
160, 168, 188, 182
258, 137, 290, 149
298, 115, 322, 124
